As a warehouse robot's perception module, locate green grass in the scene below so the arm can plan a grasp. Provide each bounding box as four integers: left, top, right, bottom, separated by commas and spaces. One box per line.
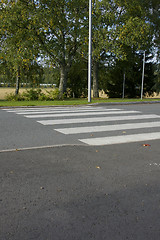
0, 98, 160, 107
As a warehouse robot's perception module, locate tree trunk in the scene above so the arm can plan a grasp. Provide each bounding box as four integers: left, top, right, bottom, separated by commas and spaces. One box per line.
15, 67, 20, 95
59, 64, 67, 98
93, 60, 99, 98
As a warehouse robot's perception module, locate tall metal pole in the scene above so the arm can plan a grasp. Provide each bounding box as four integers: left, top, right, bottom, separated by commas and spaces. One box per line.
122, 72, 125, 99
88, 0, 92, 103
141, 50, 145, 100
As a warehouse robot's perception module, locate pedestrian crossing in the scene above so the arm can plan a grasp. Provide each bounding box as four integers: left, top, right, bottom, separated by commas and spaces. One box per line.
4, 106, 160, 146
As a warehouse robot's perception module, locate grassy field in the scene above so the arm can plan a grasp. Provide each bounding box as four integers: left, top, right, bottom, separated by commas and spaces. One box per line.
0, 87, 160, 107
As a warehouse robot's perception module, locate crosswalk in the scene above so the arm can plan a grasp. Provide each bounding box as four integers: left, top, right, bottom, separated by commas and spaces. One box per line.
4, 106, 160, 146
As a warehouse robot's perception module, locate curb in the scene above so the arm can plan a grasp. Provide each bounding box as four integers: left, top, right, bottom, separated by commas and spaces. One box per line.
89, 101, 160, 106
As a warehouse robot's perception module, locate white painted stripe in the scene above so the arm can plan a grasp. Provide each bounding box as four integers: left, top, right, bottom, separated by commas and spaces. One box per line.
6, 106, 102, 112
55, 121, 160, 134
79, 132, 160, 146
25, 110, 139, 118
37, 114, 160, 125
15, 108, 122, 115
6, 108, 72, 112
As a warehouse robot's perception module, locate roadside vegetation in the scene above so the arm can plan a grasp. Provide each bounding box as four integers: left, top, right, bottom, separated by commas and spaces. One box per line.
0, 87, 160, 107
0, 0, 159, 104
1, 97, 160, 107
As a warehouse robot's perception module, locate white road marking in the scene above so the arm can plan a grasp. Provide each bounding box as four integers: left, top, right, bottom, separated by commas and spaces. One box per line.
6, 106, 102, 112
25, 110, 140, 118
6, 108, 72, 112
79, 132, 160, 146
55, 121, 160, 134
15, 108, 122, 115
37, 114, 160, 125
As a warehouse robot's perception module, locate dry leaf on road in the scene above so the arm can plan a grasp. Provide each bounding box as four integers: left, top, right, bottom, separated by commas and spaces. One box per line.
143, 144, 151, 147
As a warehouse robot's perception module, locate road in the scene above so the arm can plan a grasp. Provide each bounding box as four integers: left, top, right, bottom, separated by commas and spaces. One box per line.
1, 103, 160, 150
0, 103, 160, 239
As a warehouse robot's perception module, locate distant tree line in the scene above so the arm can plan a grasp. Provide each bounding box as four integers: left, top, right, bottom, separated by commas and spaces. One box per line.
0, 0, 159, 98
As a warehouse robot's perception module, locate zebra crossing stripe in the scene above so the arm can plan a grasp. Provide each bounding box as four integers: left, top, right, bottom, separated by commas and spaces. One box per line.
15, 108, 122, 115
25, 110, 139, 118
55, 121, 160, 134
6, 106, 104, 112
6, 108, 73, 112
37, 114, 160, 125
79, 132, 160, 146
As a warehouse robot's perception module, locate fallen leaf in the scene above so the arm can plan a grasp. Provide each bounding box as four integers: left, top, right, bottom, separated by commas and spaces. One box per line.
90, 134, 93, 137
96, 150, 99, 152
122, 131, 126, 134
143, 144, 151, 147
96, 166, 100, 169
57, 189, 62, 192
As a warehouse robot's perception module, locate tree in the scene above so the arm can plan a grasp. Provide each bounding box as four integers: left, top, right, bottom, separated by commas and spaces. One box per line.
101, 50, 155, 98
0, 0, 40, 94
144, 0, 160, 59
0, 0, 157, 98
43, 66, 60, 86
24, 0, 88, 97
67, 59, 88, 98
152, 63, 160, 93
80, 0, 152, 98
22, 61, 44, 88
79, 0, 119, 97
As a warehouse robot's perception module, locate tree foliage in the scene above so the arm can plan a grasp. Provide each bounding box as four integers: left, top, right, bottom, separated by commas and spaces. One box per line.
0, 0, 40, 93
101, 50, 156, 98
0, 0, 159, 97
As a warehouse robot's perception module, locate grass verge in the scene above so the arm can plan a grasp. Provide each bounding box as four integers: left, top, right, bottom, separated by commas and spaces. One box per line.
0, 98, 160, 107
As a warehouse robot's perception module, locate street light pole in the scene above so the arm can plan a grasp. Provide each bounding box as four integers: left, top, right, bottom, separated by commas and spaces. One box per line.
122, 71, 125, 99
141, 50, 145, 100
88, 0, 92, 103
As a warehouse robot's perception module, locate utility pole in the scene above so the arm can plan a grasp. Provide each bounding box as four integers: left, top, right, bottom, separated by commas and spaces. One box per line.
88, 0, 92, 103
141, 50, 145, 100
122, 71, 125, 99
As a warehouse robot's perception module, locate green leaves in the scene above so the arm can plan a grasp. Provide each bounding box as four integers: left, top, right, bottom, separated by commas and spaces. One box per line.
0, 0, 39, 67
0, 0, 158, 96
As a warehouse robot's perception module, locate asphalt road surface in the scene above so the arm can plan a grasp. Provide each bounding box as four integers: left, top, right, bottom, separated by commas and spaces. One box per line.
0, 103, 160, 239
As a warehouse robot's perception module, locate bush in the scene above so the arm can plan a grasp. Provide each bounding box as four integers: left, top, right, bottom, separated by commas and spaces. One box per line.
5, 93, 25, 101
45, 88, 60, 100
5, 88, 61, 101
22, 88, 42, 100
